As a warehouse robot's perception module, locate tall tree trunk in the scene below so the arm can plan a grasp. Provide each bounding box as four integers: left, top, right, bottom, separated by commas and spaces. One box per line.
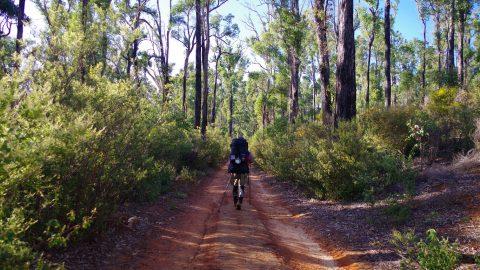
313, 0, 333, 125
366, 38, 373, 107
384, 0, 392, 108
156, 0, 171, 101
311, 56, 317, 120
365, 1, 378, 108
15, 0, 25, 55
100, 22, 108, 76
446, 0, 455, 80
465, 32, 471, 85
194, 0, 202, 128
182, 49, 191, 114
211, 51, 221, 125
201, 0, 210, 138
264, 76, 272, 127
335, 0, 356, 124
288, 0, 301, 124
228, 85, 233, 138
434, 13, 442, 73
421, 17, 427, 102
288, 55, 300, 123
457, 10, 465, 87
127, 1, 142, 81
80, 0, 89, 82
132, 39, 140, 85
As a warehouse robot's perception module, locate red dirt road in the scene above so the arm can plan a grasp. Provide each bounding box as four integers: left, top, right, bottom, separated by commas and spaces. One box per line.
123, 168, 338, 270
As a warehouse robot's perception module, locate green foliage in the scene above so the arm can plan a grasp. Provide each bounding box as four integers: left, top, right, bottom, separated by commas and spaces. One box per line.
176, 167, 198, 183
391, 229, 460, 270
361, 100, 477, 160
360, 107, 416, 154
384, 199, 411, 224
426, 87, 476, 156
253, 120, 415, 201
406, 120, 429, 158
427, 87, 460, 118
0, 67, 228, 266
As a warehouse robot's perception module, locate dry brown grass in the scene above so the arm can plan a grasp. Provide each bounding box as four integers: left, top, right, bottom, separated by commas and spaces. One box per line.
452, 119, 480, 172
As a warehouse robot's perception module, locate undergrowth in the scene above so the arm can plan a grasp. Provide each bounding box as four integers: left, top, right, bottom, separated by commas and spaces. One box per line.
0, 70, 228, 268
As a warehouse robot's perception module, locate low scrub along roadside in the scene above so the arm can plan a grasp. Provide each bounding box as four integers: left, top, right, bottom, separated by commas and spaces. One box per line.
252, 120, 415, 201
0, 70, 228, 268
252, 87, 478, 202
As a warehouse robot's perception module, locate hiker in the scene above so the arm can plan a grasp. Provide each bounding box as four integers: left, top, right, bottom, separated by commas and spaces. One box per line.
228, 133, 252, 210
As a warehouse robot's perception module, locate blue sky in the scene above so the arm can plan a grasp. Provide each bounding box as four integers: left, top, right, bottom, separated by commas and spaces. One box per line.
395, 0, 429, 40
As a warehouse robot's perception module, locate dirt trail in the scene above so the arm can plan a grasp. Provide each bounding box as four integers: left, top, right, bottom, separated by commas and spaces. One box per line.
122, 168, 337, 270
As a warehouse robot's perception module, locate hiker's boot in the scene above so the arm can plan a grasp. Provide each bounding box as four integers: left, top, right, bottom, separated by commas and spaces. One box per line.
236, 203, 241, 210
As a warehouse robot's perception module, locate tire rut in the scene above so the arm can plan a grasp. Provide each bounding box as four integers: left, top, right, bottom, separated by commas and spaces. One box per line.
122, 167, 337, 270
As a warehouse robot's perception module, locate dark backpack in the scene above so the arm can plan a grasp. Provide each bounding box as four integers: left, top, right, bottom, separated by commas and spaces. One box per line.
228, 138, 249, 174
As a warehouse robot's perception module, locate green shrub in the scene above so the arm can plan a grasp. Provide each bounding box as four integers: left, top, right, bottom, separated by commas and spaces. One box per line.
425, 87, 476, 156
359, 90, 477, 160
0, 209, 59, 269
252, 120, 415, 201
384, 199, 411, 224
360, 106, 416, 154
132, 161, 176, 202
0, 69, 228, 266
176, 167, 198, 183
193, 128, 229, 170
391, 229, 460, 270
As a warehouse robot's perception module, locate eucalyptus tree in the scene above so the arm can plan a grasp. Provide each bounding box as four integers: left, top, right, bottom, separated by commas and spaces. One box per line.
287, 0, 301, 123
384, 0, 392, 108
415, 0, 429, 97
141, 0, 173, 99
457, 0, 474, 87
335, 0, 356, 122
194, 0, 202, 128
117, 0, 150, 84
196, 0, 228, 138
358, 0, 380, 108
171, 0, 196, 113
313, 0, 333, 125
210, 13, 239, 124
426, 0, 446, 75
15, 0, 25, 55
446, 0, 456, 82
219, 47, 245, 137
245, 0, 278, 127
273, 0, 306, 124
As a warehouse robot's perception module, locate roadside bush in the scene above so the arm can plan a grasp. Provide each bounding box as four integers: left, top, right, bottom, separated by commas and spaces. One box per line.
452, 119, 480, 171
0, 209, 49, 269
0, 69, 228, 267
360, 106, 416, 154
391, 229, 460, 270
193, 128, 229, 170
426, 87, 476, 157
384, 199, 412, 225
252, 121, 414, 201
359, 89, 477, 161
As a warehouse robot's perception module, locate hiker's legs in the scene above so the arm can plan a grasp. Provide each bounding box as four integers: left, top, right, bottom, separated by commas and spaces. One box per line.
238, 185, 245, 204
231, 174, 239, 206
231, 174, 247, 209
232, 184, 239, 205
